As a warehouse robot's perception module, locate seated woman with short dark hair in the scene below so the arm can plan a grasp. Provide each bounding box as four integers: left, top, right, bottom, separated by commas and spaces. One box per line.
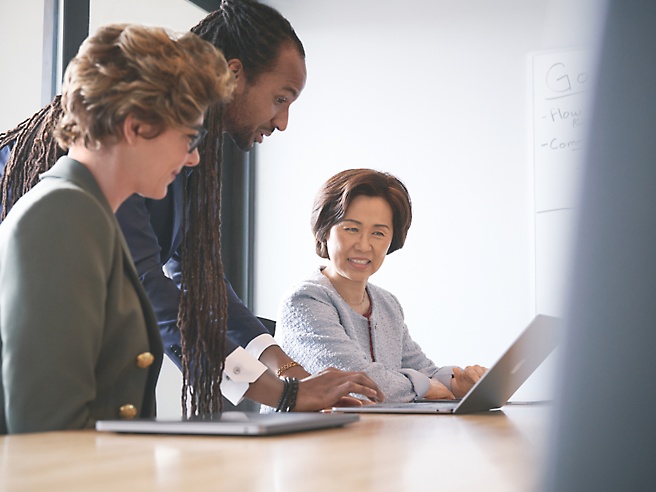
275, 168, 486, 402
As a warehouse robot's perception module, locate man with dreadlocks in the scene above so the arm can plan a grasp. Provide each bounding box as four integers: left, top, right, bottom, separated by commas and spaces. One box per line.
0, 0, 383, 417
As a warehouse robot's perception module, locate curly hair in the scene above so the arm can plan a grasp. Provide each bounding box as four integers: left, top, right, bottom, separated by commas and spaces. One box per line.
56, 24, 234, 151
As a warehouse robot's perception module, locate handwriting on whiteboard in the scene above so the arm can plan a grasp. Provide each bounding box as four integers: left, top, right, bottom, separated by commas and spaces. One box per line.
540, 60, 590, 152
532, 50, 592, 212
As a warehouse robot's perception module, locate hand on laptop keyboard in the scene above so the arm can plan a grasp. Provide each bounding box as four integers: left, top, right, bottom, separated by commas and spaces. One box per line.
451, 365, 487, 398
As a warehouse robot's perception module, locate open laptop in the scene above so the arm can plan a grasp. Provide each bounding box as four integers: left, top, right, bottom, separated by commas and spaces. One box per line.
332, 314, 561, 414
96, 412, 359, 436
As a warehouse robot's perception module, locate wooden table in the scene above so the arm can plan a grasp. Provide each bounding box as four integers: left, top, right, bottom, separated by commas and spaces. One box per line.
0, 404, 551, 491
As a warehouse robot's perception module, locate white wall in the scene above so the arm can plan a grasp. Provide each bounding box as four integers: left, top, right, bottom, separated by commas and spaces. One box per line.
254, 0, 605, 400
0, 1, 46, 131
87, 0, 205, 33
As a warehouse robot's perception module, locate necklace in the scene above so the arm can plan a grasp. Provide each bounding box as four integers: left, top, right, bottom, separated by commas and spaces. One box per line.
347, 290, 367, 307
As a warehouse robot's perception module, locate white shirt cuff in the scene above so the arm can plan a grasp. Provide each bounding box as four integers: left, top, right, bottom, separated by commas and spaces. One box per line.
221, 346, 268, 405
245, 333, 277, 360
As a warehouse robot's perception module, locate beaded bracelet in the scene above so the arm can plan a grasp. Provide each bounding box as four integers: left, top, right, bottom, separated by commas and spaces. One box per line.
275, 377, 299, 412
285, 377, 298, 412
275, 378, 290, 412
276, 377, 289, 411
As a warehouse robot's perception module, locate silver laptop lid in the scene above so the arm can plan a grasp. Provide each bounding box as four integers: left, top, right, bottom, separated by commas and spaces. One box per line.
332, 314, 561, 414
454, 314, 561, 413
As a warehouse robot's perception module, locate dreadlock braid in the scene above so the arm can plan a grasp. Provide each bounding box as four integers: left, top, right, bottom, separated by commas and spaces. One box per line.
177, 0, 304, 417
179, 102, 228, 417
0, 96, 65, 220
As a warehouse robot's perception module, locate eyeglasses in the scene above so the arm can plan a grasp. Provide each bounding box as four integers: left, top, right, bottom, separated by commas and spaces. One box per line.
187, 125, 208, 153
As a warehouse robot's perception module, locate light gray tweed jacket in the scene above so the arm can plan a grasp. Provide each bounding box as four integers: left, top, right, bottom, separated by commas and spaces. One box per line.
276, 268, 455, 402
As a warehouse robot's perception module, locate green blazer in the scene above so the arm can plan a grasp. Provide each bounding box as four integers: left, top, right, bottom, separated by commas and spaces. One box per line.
0, 157, 163, 434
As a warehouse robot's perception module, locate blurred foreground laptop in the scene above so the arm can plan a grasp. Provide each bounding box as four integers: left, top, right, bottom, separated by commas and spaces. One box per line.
96, 412, 359, 436
332, 314, 561, 415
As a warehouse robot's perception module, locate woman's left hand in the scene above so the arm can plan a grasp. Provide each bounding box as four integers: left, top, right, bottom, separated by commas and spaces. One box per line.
451, 365, 487, 398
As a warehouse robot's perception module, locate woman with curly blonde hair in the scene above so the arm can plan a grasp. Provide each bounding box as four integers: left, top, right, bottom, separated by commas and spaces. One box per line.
0, 23, 233, 434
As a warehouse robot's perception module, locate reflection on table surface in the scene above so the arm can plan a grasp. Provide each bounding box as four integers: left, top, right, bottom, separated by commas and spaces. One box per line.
0, 404, 551, 492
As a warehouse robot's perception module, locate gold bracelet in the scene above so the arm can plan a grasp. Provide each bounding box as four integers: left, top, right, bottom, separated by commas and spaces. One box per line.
276, 361, 300, 378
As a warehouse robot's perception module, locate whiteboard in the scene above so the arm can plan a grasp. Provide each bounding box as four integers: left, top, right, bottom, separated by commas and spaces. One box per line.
531, 49, 593, 316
